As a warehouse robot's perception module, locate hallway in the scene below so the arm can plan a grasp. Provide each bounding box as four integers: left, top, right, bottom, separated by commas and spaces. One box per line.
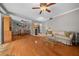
2, 35, 79, 56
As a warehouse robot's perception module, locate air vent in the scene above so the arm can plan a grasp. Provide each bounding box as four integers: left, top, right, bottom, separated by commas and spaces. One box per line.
49, 18, 53, 20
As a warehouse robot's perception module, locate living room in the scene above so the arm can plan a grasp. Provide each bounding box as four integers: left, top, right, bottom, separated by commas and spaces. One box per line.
0, 3, 79, 56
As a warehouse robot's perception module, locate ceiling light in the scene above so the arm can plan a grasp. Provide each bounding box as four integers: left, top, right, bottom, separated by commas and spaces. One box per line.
40, 6, 48, 11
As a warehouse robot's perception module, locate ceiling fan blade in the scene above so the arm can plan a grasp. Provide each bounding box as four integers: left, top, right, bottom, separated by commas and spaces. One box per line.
47, 3, 56, 7
39, 11, 42, 14
46, 9, 51, 13
40, 3, 47, 7
32, 7, 40, 9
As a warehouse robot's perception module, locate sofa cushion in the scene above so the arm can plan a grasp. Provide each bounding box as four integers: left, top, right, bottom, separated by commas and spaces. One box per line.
64, 32, 72, 37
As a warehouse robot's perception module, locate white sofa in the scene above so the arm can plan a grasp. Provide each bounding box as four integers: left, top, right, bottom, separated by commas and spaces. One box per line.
48, 31, 73, 45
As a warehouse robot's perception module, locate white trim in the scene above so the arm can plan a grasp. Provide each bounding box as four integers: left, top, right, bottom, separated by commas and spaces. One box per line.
0, 6, 7, 14
53, 7, 79, 18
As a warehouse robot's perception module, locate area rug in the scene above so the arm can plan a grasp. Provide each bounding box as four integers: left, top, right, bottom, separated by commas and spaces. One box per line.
0, 43, 10, 56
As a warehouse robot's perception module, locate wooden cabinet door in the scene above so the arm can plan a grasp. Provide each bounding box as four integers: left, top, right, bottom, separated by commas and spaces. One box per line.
3, 16, 12, 43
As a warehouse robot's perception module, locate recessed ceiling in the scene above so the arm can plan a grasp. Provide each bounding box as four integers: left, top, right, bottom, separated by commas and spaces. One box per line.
36, 17, 48, 22
2, 3, 79, 22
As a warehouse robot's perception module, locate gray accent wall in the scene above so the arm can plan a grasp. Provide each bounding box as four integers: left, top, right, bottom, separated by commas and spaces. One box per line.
44, 9, 79, 32
12, 19, 31, 35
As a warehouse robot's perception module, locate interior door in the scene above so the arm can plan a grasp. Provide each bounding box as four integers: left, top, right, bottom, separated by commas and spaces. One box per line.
35, 28, 38, 35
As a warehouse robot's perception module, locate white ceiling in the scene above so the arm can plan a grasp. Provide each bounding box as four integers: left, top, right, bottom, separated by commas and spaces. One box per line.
3, 3, 79, 22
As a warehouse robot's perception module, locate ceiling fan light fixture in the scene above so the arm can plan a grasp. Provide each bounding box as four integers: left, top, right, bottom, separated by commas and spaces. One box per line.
40, 6, 48, 11
32, 3, 56, 14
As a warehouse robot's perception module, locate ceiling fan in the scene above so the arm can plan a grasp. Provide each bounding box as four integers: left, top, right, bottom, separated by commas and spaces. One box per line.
32, 3, 56, 14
